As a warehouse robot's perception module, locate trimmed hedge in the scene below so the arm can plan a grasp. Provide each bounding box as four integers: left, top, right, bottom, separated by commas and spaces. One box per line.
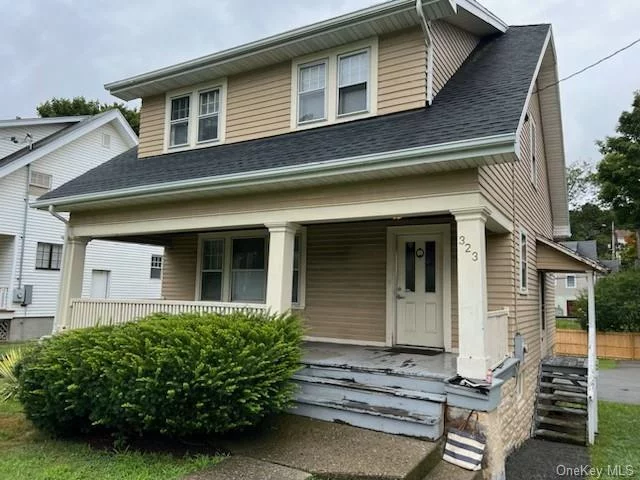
17, 312, 303, 438
576, 268, 640, 332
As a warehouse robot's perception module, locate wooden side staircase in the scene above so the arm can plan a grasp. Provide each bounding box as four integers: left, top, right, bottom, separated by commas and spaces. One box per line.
533, 356, 588, 445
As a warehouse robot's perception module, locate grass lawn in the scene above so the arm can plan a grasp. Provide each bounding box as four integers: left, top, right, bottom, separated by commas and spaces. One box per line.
0, 341, 33, 356
597, 358, 618, 370
591, 401, 640, 479
556, 318, 583, 330
0, 343, 225, 480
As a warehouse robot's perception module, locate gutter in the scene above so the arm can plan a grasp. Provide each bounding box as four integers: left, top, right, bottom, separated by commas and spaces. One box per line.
32, 132, 516, 209
416, 0, 434, 105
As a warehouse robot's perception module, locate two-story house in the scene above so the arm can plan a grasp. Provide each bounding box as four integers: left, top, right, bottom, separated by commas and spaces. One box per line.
0, 111, 163, 341
32, 1, 605, 477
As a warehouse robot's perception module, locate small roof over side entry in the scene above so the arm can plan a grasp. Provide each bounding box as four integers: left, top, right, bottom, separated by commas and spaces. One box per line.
536, 237, 608, 273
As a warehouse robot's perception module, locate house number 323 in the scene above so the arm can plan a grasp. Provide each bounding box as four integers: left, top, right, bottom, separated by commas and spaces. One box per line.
458, 235, 479, 262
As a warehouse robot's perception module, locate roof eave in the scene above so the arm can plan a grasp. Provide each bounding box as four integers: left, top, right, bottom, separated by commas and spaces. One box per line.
32, 132, 517, 210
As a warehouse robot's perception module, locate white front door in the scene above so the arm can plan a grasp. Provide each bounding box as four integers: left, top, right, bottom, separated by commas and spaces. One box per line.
396, 235, 444, 348
91, 270, 110, 298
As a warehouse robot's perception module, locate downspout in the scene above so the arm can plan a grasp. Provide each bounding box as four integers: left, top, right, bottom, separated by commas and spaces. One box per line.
416, 0, 434, 105
48, 205, 69, 225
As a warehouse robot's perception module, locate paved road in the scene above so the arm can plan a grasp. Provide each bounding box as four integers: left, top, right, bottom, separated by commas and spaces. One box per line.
598, 361, 640, 404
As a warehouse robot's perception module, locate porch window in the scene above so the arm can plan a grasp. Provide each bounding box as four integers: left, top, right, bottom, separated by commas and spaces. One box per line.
566, 275, 576, 288
150, 254, 163, 279
338, 50, 369, 116
519, 229, 528, 294
198, 231, 305, 305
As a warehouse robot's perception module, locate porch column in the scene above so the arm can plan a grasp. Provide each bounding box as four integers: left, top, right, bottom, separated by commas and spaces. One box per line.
265, 222, 298, 313
53, 234, 89, 333
586, 270, 598, 444
453, 208, 490, 380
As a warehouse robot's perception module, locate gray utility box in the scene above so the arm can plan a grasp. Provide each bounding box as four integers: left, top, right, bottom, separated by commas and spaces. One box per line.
12, 285, 33, 306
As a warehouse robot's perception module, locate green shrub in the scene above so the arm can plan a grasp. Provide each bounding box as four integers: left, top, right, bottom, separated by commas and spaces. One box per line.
576, 268, 640, 332
17, 312, 303, 438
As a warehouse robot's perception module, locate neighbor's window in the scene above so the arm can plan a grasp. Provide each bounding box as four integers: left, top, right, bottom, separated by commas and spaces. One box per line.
566, 275, 576, 289
169, 96, 190, 147
519, 230, 528, 293
150, 254, 163, 279
298, 61, 327, 123
199, 232, 305, 304
338, 50, 369, 116
198, 89, 220, 142
36, 242, 62, 270
529, 118, 537, 186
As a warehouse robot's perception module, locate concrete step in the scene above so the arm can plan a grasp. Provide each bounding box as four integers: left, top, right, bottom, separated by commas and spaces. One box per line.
425, 460, 483, 480
534, 428, 586, 445
294, 374, 445, 419
292, 394, 444, 440
298, 364, 446, 395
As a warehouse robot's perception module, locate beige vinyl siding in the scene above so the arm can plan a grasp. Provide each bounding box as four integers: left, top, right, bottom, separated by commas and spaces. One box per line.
226, 61, 292, 142
138, 95, 165, 158
161, 234, 198, 300
432, 21, 479, 97
536, 243, 592, 272
377, 27, 426, 114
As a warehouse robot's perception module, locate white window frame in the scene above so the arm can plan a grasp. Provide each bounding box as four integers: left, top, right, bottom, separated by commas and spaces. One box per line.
519, 228, 528, 295
150, 254, 163, 280
164, 78, 227, 152
297, 59, 329, 125
290, 38, 378, 130
566, 275, 576, 289
195, 228, 307, 308
529, 117, 537, 187
29, 170, 52, 190
336, 49, 371, 118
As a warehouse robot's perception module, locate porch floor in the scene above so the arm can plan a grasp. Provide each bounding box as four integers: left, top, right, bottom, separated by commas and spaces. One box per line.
302, 342, 457, 380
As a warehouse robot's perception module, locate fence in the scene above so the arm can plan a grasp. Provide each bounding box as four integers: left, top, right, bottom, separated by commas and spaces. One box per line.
555, 328, 640, 360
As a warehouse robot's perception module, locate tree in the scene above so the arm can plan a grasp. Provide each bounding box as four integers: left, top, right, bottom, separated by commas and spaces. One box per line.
596, 91, 640, 233
569, 203, 614, 259
566, 161, 597, 209
37, 96, 139, 135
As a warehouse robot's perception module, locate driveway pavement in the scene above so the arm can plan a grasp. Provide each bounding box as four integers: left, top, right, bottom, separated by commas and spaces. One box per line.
598, 361, 640, 404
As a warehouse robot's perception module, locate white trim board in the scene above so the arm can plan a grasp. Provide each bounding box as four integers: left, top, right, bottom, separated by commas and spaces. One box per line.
385, 224, 452, 351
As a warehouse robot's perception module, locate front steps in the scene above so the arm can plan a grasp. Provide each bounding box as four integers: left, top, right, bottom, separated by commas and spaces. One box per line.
290, 362, 447, 440
533, 357, 588, 445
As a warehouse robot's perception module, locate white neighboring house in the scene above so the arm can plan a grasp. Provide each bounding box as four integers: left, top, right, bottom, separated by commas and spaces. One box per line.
0, 111, 163, 341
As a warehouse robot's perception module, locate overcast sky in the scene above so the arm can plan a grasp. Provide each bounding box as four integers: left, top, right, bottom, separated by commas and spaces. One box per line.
1, 0, 638, 165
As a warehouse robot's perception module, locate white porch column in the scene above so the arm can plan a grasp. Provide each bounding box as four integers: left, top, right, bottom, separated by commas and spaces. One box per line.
53, 234, 89, 333
265, 222, 298, 313
453, 208, 490, 380
587, 270, 598, 444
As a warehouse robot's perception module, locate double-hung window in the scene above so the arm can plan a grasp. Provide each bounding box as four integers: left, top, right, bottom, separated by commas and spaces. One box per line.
519, 229, 528, 294
199, 231, 305, 305
566, 275, 576, 289
36, 242, 62, 270
338, 50, 369, 116
529, 118, 537, 186
298, 62, 327, 123
150, 255, 163, 279
169, 96, 190, 147
198, 89, 220, 142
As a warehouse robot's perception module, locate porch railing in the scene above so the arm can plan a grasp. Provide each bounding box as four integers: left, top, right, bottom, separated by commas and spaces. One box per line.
0, 287, 9, 310
67, 298, 268, 330
487, 308, 510, 369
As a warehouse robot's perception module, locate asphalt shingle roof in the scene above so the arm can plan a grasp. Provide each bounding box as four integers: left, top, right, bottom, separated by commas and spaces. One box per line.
40, 24, 550, 202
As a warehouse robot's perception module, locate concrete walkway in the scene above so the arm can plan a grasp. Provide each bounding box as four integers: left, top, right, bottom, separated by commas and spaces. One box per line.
217, 414, 440, 479
598, 361, 640, 404
184, 456, 311, 480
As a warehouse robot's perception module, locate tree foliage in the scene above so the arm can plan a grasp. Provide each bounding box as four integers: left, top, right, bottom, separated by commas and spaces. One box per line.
575, 268, 640, 332
37, 96, 139, 135
596, 91, 640, 229
566, 161, 597, 209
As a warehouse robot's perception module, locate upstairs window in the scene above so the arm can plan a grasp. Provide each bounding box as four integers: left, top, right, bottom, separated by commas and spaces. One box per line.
170, 96, 190, 147
198, 89, 220, 142
338, 50, 369, 116
529, 118, 537, 186
298, 62, 327, 123
519, 229, 528, 294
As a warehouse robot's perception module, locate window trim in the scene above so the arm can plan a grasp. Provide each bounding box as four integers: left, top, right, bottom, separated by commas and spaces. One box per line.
168, 95, 191, 148
529, 116, 537, 187
164, 78, 227, 152
35, 242, 62, 271
150, 254, 163, 280
566, 274, 576, 289
519, 228, 528, 295
290, 38, 378, 130
195, 228, 307, 308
